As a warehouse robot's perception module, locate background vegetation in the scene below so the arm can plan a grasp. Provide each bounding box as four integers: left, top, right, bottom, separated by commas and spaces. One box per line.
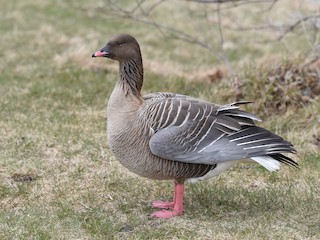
0, 0, 319, 239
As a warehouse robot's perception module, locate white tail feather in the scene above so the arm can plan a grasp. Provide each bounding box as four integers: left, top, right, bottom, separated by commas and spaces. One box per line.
251, 156, 281, 172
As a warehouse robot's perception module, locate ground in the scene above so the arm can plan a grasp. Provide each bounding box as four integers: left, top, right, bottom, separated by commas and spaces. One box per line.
0, 0, 320, 239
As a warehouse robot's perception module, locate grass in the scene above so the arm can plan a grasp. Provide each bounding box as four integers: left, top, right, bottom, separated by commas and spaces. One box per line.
1, 0, 320, 239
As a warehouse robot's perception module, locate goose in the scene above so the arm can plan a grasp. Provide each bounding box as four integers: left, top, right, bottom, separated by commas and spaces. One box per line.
92, 34, 298, 219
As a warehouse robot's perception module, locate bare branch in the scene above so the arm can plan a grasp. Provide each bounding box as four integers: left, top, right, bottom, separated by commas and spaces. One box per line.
302, 55, 320, 71
277, 14, 320, 41
216, 3, 224, 47
102, 0, 235, 75
96, 0, 319, 80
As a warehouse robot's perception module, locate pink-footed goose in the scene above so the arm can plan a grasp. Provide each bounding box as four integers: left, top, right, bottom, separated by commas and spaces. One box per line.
92, 34, 298, 219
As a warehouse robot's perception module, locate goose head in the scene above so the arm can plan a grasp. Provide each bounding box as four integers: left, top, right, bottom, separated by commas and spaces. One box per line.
92, 34, 141, 63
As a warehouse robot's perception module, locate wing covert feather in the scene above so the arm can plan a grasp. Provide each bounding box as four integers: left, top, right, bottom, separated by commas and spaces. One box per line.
144, 93, 282, 165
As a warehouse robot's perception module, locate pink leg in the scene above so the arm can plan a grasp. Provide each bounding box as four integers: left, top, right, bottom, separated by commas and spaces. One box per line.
151, 181, 184, 218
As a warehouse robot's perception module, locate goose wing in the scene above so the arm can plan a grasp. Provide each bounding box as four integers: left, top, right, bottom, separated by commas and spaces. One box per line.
144, 93, 296, 166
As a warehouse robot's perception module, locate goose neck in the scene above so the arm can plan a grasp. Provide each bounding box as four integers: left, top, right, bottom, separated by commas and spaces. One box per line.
119, 58, 143, 98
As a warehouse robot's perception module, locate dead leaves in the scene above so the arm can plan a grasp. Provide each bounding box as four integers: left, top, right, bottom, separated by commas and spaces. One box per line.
239, 59, 320, 116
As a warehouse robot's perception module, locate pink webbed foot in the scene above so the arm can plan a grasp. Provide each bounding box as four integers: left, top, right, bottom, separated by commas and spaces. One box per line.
152, 200, 174, 209
151, 181, 185, 219
151, 209, 183, 219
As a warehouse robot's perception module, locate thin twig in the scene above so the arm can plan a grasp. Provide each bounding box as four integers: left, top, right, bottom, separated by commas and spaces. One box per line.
99, 0, 319, 77
216, 3, 224, 47
302, 56, 320, 71
102, 2, 230, 62
277, 14, 320, 41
